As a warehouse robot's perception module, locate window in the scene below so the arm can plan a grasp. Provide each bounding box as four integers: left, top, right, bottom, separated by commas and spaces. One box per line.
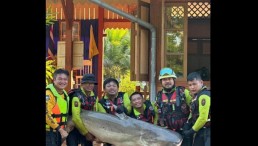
164, 3, 187, 80
60, 21, 80, 41
164, 2, 210, 81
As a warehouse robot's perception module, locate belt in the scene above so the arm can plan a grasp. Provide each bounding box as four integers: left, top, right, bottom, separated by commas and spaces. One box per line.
46, 129, 57, 132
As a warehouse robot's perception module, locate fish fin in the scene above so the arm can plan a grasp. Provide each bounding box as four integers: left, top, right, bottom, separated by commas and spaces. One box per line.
115, 112, 128, 120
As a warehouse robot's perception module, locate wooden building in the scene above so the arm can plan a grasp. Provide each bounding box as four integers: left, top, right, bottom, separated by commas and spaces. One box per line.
46, 0, 210, 101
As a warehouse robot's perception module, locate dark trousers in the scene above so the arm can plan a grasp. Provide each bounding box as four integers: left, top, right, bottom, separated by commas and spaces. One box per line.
66, 128, 93, 146
182, 135, 193, 146
193, 127, 210, 146
177, 130, 193, 146
46, 131, 62, 146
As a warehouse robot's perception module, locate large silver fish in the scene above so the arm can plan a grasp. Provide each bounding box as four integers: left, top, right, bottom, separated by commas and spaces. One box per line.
71, 110, 182, 146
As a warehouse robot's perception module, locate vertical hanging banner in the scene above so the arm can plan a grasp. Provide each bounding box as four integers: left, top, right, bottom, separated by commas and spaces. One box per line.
88, 25, 99, 60
48, 24, 56, 60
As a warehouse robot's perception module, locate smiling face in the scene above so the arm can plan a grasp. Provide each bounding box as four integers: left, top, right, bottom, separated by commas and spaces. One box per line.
53, 73, 68, 91
130, 93, 144, 109
82, 82, 95, 92
161, 77, 175, 89
104, 81, 119, 96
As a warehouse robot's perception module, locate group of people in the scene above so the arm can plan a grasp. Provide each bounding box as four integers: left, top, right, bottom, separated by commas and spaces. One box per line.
46, 67, 211, 146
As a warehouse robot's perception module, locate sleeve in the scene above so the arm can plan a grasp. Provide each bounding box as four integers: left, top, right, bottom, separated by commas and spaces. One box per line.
93, 97, 99, 111
46, 90, 59, 129
122, 92, 132, 114
192, 95, 211, 131
71, 97, 88, 135
184, 89, 192, 106
151, 102, 159, 125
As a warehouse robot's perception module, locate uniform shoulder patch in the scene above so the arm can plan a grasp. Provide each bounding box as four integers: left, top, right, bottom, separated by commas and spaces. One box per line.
46, 95, 50, 101
149, 106, 154, 111
201, 98, 206, 106
74, 101, 79, 107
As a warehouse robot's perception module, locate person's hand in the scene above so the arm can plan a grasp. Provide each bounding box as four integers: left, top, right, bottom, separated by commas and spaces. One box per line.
58, 128, 68, 139
183, 128, 196, 137
85, 132, 95, 141
65, 119, 75, 133
182, 122, 191, 131
116, 106, 125, 114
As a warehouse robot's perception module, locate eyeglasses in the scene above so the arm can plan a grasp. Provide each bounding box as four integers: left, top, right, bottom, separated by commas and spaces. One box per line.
160, 68, 173, 76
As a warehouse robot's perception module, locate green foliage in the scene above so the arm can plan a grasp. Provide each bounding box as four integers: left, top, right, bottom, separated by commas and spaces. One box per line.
165, 7, 184, 29
46, 59, 56, 85
104, 28, 130, 79
46, 5, 57, 86
104, 29, 134, 95
119, 72, 136, 96
46, 5, 57, 26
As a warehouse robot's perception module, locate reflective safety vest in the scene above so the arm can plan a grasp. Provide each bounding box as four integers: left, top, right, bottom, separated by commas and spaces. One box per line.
190, 87, 211, 127
99, 92, 125, 115
46, 84, 69, 130
156, 86, 190, 130
129, 100, 155, 124
68, 88, 97, 115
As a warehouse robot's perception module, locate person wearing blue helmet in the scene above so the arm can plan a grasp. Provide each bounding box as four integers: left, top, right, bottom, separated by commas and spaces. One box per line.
155, 67, 193, 146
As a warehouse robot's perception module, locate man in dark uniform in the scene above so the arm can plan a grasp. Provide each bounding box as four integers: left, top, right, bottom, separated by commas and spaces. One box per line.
155, 67, 193, 146
96, 78, 131, 146
66, 74, 99, 146
97, 77, 131, 115
183, 72, 211, 146
128, 91, 158, 124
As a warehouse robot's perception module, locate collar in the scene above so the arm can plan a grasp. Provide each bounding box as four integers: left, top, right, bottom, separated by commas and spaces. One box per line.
103, 93, 119, 100
133, 104, 146, 116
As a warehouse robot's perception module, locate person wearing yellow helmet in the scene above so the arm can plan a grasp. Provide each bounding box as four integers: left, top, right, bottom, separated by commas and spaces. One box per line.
155, 67, 193, 146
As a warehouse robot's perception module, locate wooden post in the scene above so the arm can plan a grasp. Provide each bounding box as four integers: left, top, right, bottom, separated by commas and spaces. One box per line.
61, 0, 74, 91
135, 85, 140, 92
143, 85, 147, 101
97, 7, 104, 99
65, 28, 73, 91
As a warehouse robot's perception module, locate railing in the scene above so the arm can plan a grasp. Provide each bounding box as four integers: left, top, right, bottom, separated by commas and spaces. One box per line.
74, 60, 92, 88
135, 85, 149, 100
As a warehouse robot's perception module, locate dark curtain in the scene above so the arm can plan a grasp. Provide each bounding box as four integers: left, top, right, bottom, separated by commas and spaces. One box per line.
46, 21, 59, 58
80, 19, 99, 93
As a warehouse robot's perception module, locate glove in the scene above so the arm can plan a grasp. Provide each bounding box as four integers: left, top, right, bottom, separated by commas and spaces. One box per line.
182, 122, 191, 131
183, 128, 196, 137
116, 106, 125, 114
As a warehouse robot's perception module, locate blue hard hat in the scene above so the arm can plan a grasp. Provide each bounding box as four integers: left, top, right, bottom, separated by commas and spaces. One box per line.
159, 68, 177, 80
